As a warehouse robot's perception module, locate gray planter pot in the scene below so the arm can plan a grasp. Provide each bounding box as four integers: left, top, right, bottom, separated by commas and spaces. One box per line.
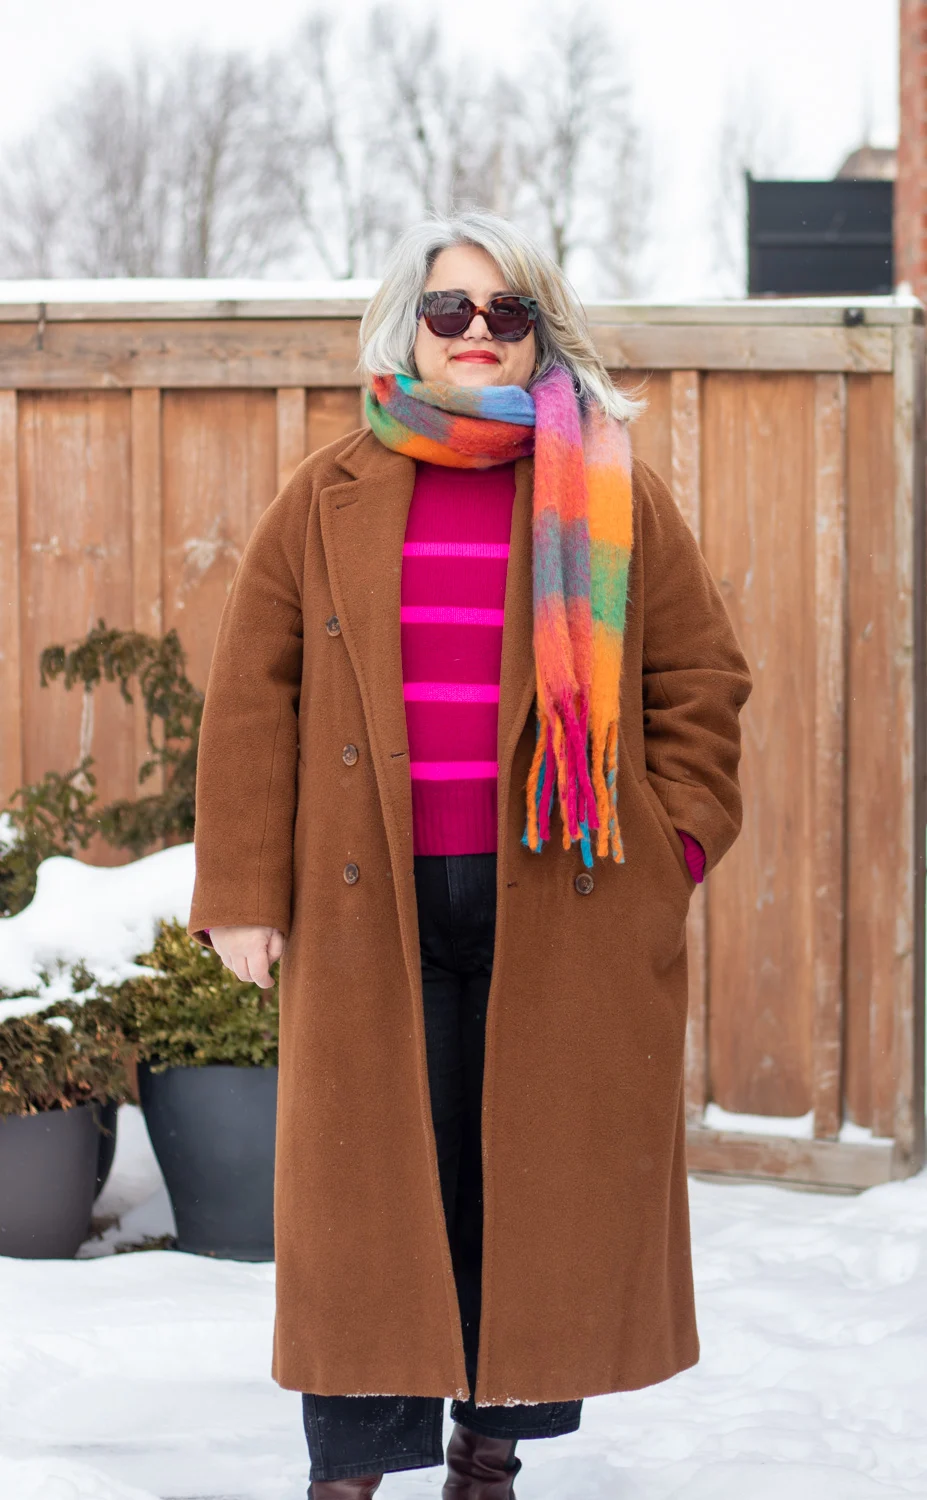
138, 1062, 277, 1261
94, 1098, 119, 1199
0, 1103, 98, 1258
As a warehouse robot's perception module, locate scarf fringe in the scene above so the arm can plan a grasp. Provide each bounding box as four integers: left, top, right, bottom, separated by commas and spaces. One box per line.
523, 708, 625, 869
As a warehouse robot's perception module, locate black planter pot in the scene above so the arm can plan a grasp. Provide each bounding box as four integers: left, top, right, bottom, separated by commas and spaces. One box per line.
93, 1098, 119, 1199
138, 1062, 277, 1260
0, 1104, 98, 1257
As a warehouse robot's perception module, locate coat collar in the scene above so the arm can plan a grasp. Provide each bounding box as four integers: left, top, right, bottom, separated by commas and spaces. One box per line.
319, 431, 536, 857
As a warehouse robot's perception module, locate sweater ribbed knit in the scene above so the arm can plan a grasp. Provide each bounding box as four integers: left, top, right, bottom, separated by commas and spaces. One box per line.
401, 460, 516, 855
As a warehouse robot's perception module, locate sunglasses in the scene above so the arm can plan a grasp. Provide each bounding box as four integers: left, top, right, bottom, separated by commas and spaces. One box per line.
418, 290, 539, 342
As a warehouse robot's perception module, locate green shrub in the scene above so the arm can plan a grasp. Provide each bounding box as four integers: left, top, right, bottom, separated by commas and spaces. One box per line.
39, 620, 202, 856
106, 920, 279, 1071
0, 997, 134, 1117
0, 760, 99, 917
0, 621, 203, 916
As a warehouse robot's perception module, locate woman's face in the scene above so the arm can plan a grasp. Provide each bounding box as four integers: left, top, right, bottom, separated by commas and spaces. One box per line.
412, 244, 537, 391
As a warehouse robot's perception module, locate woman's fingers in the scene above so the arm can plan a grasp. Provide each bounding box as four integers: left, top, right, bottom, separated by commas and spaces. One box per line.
247, 943, 274, 990
207, 925, 279, 988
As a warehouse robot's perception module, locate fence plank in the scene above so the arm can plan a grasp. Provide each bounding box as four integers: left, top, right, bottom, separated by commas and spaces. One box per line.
703, 373, 816, 1116
0, 319, 363, 390
587, 300, 923, 328
617, 371, 670, 477
276, 388, 307, 492
17, 393, 137, 863
306, 388, 363, 454
0, 391, 22, 804
131, 390, 163, 792
889, 324, 927, 1162
592, 324, 892, 375
0, 320, 895, 390
686, 1125, 895, 1190
669, 370, 709, 1122
162, 391, 277, 691
812, 374, 848, 1140
844, 374, 897, 1134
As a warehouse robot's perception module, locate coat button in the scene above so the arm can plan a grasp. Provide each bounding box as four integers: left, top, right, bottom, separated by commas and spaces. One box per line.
343, 862, 360, 884
325, 615, 341, 636
574, 871, 595, 895
342, 743, 358, 766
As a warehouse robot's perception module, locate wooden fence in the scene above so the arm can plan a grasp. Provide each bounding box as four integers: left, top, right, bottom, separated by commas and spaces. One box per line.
0, 289, 924, 1190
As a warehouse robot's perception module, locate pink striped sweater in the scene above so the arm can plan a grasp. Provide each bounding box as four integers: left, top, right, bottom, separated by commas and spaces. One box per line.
401, 461, 513, 855
400, 461, 705, 879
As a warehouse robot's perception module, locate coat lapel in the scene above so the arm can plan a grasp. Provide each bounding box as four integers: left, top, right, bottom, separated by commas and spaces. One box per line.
319, 439, 417, 879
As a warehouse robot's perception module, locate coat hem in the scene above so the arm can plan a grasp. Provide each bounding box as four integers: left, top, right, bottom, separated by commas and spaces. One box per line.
471, 1343, 700, 1407
273, 1345, 699, 1404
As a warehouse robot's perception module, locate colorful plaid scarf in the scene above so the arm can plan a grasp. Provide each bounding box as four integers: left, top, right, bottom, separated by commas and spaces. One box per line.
366, 368, 634, 867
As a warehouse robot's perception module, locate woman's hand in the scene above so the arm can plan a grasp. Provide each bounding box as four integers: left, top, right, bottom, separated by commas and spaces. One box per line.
209, 925, 284, 988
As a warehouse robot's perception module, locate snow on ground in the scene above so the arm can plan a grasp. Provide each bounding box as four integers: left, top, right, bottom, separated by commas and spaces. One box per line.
0, 1104, 925, 1499
0, 278, 380, 304
702, 1101, 894, 1148
2, 848, 925, 1494
0, 844, 196, 1014
0, 282, 920, 314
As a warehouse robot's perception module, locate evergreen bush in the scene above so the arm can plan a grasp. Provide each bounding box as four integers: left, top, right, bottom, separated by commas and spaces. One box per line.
39, 619, 203, 855
0, 760, 98, 917
106, 920, 279, 1071
0, 996, 133, 1117
0, 621, 203, 916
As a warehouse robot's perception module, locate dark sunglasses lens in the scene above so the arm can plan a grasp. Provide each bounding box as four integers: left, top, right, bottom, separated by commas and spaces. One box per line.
485, 298, 533, 340
425, 295, 473, 336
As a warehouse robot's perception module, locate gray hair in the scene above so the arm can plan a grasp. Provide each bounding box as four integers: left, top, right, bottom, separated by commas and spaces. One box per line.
358, 210, 647, 423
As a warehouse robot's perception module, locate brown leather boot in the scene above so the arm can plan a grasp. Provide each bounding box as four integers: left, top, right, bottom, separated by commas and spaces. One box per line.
442, 1422, 522, 1498
309, 1476, 383, 1498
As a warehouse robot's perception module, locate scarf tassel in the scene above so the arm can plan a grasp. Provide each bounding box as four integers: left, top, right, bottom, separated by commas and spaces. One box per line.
523, 709, 624, 867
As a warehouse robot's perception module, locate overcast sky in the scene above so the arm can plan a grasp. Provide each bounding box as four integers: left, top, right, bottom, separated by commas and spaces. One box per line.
1, 0, 900, 297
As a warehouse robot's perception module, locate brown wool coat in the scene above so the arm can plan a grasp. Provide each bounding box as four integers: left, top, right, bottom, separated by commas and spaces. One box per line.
188, 426, 753, 1405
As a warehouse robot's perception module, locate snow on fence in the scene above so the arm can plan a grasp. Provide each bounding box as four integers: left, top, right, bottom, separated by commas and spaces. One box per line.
0, 284, 924, 1192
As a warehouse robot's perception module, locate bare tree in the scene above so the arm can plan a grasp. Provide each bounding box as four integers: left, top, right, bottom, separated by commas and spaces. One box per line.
366, 6, 505, 216
69, 57, 174, 277
504, 7, 653, 296
0, 5, 655, 291
0, 48, 291, 278
268, 12, 403, 279
167, 50, 294, 277
0, 135, 70, 277
710, 77, 795, 296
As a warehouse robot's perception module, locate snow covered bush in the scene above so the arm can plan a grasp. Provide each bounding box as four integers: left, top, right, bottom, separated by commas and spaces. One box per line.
105, 920, 279, 1071
0, 992, 133, 1116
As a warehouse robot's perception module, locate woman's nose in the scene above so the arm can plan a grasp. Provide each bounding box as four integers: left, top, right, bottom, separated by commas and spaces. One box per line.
463, 312, 491, 339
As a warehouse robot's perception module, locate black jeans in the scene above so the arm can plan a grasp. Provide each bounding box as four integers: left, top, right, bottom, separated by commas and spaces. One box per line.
302, 853, 583, 1483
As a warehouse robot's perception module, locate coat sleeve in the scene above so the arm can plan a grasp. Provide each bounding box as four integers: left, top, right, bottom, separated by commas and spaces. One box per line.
187, 472, 309, 946
636, 457, 753, 879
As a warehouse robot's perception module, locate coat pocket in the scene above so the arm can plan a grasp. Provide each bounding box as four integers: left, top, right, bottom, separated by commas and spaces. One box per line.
637, 773, 696, 902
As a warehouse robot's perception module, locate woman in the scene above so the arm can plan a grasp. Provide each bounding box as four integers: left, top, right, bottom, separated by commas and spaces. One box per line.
189, 210, 753, 1498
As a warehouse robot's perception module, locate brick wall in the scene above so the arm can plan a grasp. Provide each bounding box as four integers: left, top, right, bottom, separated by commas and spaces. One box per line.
897, 0, 927, 298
